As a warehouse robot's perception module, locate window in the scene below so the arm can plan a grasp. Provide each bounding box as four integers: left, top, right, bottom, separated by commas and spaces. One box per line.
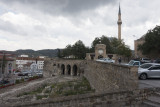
149, 66, 160, 70
140, 64, 152, 69
133, 62, 139, 65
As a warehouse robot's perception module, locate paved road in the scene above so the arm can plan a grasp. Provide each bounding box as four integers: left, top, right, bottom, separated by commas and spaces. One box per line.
139, 79, 160, 89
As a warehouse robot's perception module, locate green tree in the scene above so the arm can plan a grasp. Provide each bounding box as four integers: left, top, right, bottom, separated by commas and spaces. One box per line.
72, 40, 87, 59
57, 49, 62, 58
62, 44, 73, 58
91, 36, 132, 57
110, 37, 122, 54
91, 35, 112, 53
138, 25, 160, 57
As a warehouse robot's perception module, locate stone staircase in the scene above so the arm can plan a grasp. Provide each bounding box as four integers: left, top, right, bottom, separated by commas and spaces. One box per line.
141, 92, 160, 107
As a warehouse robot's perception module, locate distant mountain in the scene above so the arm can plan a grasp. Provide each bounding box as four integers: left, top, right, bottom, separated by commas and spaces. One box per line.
16, 49, 59, 57
0, 49, 60, 58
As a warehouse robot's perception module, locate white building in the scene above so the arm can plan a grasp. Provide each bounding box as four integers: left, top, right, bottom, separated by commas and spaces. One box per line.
19, 55, 29, 57
16, 57, 44, 71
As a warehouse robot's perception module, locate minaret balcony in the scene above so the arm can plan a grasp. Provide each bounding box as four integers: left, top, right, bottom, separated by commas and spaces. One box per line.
117, 21, 122, 24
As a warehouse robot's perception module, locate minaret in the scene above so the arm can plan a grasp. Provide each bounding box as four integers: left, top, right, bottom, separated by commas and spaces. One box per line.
117, 4, 122, 40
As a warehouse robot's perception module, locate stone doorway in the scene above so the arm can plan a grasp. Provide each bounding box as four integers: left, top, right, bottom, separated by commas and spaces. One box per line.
73, 65, 77, 76
67, 65, 71, 75
61, 64, 65, 75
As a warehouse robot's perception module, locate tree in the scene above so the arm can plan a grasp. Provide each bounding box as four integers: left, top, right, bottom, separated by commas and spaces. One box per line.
57, 49, 62, 58
61, 35, 132, 59
138, 25, 160, 57
72, 40, 87, 59
91, 36, 132, 57
62, 44, 72, 57
91, 35, 112, 53
110, 37, 122, 54
61, 40, 90, 59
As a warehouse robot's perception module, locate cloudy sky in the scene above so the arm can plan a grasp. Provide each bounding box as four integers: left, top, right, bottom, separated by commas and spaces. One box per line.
0, 0, 159, 51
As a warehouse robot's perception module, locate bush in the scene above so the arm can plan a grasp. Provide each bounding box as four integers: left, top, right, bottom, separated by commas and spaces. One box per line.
15, 80, 20, 84
36, 95, 48, 100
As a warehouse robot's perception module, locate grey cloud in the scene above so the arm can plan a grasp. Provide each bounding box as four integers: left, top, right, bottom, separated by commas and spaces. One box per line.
0, 19, 20, 34
0, 0, 117, 16
0, 19, 47, 37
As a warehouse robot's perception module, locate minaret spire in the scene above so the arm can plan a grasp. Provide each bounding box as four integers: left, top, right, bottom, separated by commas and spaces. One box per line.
118, 3, 121, 15
117, 3, 122, 40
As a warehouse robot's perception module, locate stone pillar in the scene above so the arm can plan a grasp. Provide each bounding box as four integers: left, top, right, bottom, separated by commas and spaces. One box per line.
71, 65, 73, 76
65, 64, 67, 75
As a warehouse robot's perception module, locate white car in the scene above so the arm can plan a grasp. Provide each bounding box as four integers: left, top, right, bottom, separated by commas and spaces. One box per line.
96, 58, 115, 63
141, 58, 151, 63
138, 63, 160, 80
125, 60, 141, 66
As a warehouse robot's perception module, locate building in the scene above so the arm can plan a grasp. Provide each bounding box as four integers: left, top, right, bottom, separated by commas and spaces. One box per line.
134, 35, 145, 58
0, 53, 16, 79
117, 4, 122, 40
16, 56, 44, 71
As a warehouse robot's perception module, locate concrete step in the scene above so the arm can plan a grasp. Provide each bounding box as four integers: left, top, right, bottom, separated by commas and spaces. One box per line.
140, 92, 160, 107
141, 101, 160, 107
147, 95, 160, 104
154, 92, 160, 97
0, 104, 10, 107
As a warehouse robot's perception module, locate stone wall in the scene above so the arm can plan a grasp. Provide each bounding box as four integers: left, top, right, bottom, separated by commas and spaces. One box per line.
83, 61, 138, 92
43, 58, 85, 77
43, 59, 138, 93
12, 87, 160, 107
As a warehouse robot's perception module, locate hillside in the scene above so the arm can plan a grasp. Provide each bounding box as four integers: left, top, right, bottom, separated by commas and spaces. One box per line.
0, 49, 60, 58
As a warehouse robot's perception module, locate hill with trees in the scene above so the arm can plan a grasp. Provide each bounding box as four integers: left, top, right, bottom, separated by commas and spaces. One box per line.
59, 35, 132, 59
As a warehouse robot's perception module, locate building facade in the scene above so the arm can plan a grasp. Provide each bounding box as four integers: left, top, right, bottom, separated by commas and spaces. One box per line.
16, 56, 44, 71
134, 35, 145, 58
0, 53, 16, 79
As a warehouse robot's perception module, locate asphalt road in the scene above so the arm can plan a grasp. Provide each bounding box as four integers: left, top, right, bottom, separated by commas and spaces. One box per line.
139, 78, 160, 89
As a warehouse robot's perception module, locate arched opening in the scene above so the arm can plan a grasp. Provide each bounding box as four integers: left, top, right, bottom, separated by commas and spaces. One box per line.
73, 65, 78, 76
57, 64, 60, 68
98, 55, 103, 59
67, 65, 71, 75
61, 64, 65, 75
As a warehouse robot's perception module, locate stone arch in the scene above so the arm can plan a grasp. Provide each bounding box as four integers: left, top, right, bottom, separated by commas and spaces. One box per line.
98, 55, 103, 59
73, 64, 78, 76
67, 64, 71, 75
57, 64, 60, 68
61, 64, 65, 75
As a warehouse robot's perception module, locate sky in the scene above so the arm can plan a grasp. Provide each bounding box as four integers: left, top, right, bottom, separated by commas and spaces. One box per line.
0, 0, 160, 51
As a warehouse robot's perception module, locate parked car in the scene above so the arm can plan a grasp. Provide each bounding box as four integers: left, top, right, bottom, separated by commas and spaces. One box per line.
125, 60, 141, 66
96, 58, 115, 63
14, 71, 21, 75
36, 71, 43, 77
0, 80, 10, 85
18, 71, 30, 76
154, 59, 160, 63
141, 58, 151, 63
138, 63, 160, 80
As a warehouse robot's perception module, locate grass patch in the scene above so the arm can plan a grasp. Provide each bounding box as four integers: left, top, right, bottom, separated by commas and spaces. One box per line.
36, 95, 48, 100
16, 77, 95, 99
17, 84, 47, 97
50, 77, 95, 97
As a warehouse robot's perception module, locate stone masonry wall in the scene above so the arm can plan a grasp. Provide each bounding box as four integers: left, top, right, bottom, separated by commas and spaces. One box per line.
84, 61, 138, 92
12, 87, 160, 107
43, 59, 138, 93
